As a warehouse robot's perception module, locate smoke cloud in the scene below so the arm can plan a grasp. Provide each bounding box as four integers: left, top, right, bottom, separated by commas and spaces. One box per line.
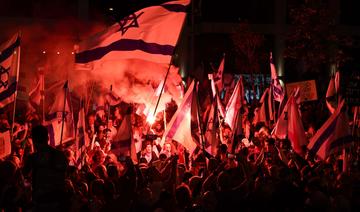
1, 18, 183, 113
71, 58, 183, 113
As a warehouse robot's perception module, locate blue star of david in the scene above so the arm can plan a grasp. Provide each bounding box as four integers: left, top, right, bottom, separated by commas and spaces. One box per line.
118, 12, 144, 35
0, 65, 10, 88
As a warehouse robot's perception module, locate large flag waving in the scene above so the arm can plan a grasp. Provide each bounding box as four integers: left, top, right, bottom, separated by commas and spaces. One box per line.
325, 71, 340, 114
29, 72, 44, 108
272, 88, 306, 154
104, 88, 122, 106
270, 52, 284, 102
307, 100, 352, 160
45, 81, 75, 146
213, 54, 225, 92
204, 95, 218, 155
75, 0, 190, 69
75, 100, 89, 167
112, 106, 137, 162
161, 80, 198, 153
253, 87, 274, 125
287, 94, 307, 154
225, 76, 245, 130
272, 88, 303, 140
208, 54, 225, 97
0, 34, 20, 108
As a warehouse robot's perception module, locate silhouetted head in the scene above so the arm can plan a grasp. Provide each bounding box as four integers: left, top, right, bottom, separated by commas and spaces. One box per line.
31, 125, 49, 147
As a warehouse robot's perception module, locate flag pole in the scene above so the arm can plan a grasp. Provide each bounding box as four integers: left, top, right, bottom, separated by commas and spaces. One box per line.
81, 98, 87, 168
86, 81, 95, 114
195, 81, 206, 149
10, 34, 21, 141
271, 86, 277, 124
152, 62, 172, 119
352, 106, 358, 136
78, 97, 86, 168
75, 97, 81, 163
152, 4, 189, 118
163, 109, 167, 130
210, 96, 219, 155
107, 85, 112, 127
229, 110, 240, 153
60, 81, 69, 147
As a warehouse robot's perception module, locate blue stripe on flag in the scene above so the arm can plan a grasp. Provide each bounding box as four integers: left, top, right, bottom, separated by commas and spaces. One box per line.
167, 92, 193, 138
309, 117, 338, 154
0, 82, 17, 100
75, 39, 175, 63
0, 36, 20, 62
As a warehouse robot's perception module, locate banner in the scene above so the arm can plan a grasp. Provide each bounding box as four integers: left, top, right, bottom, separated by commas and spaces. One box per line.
286, 80, 317, 102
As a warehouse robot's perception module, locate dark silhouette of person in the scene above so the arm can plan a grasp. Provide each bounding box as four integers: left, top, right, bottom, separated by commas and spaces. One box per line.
22, 125, 68, 211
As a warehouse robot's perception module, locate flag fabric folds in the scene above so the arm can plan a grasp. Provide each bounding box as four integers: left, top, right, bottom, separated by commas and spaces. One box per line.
216, 93, 226, 118
29, 73, 44, 108
270, 52, 284, 102
334, 71, 340, 93
253, 88, 274, 125
0, 34, 20, 108
225, 76, 245, 130
208, 73, 225, 118
75, 0, 190, 69
287, 94, 307, 154
104, 89, 122, 106
112, 108, 137, 162
45, 81, 75, 146
307, 100, 352, 160
272, 98, 289, 140
161, 80, 197, 153
214, 54, 225, 92
208, 54, 225, 97
75, 100, 90, 166
144, 80, 164, 119
325, 72, 341, 114
272, 87, 306, 154
204, 95, 218, 155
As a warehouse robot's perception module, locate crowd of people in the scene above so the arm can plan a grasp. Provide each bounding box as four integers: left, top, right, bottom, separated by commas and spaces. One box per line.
0, 94, 359, 211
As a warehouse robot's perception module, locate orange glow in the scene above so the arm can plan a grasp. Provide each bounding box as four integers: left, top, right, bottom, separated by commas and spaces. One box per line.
146, 114, 156, 125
